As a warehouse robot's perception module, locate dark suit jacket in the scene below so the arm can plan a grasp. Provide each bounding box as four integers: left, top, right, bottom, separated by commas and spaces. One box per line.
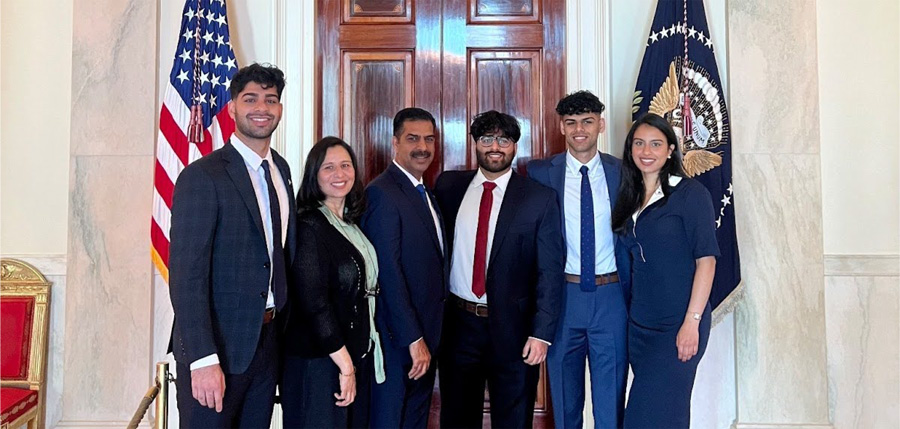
361, 163, 449, 352
434, 170, 564, 360
168, 142, 296, 375
527, 152, 632, 304
281, 208, 370, 362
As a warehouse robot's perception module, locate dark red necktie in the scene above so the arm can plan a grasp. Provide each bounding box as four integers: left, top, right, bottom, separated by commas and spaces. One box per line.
472, 181, 496, 298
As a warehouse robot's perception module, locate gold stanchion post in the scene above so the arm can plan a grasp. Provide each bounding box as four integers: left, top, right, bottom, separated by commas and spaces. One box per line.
156, 362, 170, 429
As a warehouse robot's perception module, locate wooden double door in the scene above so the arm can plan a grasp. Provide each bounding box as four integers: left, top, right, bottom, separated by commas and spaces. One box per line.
316, 0, 565, 426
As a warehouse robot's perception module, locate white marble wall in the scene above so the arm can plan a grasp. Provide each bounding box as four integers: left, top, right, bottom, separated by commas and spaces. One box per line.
728, 0, 831, 426
60, 0, 157, 425
825, 255, 899, 429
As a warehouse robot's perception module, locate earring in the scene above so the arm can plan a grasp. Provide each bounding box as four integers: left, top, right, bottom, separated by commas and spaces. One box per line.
667, 155, 671, 159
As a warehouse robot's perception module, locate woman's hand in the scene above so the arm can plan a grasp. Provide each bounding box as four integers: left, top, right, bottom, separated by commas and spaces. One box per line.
329, 346, 356, 406
676, 317, 700, 362
334, 367, 357, 407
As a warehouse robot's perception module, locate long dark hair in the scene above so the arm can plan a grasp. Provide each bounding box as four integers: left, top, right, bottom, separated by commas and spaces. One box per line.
297, 137, 366, 224
611, 113, 685, 232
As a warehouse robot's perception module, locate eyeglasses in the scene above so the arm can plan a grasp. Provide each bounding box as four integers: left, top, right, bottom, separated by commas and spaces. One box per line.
477, 135, 515, 148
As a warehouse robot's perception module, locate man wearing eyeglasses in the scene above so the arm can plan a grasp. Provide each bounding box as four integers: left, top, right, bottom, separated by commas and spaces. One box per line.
527, 90, 630, 429
433, 110, 564, 428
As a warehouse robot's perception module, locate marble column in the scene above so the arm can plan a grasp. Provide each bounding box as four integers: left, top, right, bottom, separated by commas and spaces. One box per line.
61, 0, 157, 425
728, 1, 831, 427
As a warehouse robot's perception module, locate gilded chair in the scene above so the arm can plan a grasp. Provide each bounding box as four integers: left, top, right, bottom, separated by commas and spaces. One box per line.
1, 259, 51, 429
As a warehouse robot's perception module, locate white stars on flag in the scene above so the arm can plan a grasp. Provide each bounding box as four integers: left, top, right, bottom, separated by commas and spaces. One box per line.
715, 183, 734, 229
647, 23, 714, 51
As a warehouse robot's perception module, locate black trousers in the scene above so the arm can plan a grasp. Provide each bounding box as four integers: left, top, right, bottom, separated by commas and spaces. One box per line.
439, 304, 540, 429
175, 322, 278, 428
280, 354, 373, 428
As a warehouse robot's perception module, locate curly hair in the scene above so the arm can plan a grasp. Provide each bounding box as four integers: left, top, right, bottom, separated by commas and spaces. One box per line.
556, 90, 605, 116
470, 110, 521, 142
229, 63, 286, 100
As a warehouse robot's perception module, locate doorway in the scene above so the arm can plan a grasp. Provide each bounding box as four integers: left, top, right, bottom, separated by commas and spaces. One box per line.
316, 1, 566, 426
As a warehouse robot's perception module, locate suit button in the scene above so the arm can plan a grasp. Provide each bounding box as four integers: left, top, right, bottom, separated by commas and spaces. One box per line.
259, 292, 266, 298
264, 262, 271, 269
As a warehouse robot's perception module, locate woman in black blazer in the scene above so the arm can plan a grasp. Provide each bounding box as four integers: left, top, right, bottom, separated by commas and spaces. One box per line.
280, 137, 383, 428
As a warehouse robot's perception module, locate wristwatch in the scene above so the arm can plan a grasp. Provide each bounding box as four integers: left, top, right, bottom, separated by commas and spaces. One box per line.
690, 312, 702, 321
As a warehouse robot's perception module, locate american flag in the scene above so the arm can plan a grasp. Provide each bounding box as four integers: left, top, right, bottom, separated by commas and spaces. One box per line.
152, 0, 237, 282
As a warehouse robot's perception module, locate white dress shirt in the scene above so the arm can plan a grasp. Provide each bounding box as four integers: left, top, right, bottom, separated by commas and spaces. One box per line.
191, 135, 291, 370
563, 151, 617, 276
392, 160, 444, 252
448, 169, 550, 346
449, 168, 512, 304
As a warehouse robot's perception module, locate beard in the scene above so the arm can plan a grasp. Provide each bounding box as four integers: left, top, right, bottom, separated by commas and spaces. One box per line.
235, 114, 280, 140
476, 149, 514, 173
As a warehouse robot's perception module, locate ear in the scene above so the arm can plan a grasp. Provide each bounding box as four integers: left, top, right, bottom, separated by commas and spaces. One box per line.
227, 100, 236, 119
598, 117, 607, 133
668, 144, 675, 157
559, 119, 566, 135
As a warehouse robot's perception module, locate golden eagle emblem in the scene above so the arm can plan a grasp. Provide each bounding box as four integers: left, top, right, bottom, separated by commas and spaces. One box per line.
642, 61, 727, 177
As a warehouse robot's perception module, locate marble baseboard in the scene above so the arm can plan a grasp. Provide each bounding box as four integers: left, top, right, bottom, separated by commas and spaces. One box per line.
2, 254, 67, 276
824, 254, 899, 277
733, 424, 833, 429
56, 421, 150, 428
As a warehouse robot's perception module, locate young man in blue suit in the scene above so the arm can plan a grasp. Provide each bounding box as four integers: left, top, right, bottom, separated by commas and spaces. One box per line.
361, 107, 449, 428
527, 91, 630, 428
433, 111, 564, 428
168, 64, 294, 427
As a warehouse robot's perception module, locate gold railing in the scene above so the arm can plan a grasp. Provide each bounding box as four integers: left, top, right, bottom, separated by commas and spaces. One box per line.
128, 362, 174, 429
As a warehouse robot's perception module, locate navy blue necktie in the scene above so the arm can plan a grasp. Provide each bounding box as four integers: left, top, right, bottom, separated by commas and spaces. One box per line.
416, 184, 429, 207
262, 160, 287, 311
580, 165, 595, 292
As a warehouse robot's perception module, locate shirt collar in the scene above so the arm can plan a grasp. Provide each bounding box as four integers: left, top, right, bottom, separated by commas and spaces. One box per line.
649, 175, 684, 203
633, 175, 683, 221
231, 135, 273, 170
392, 159, 424, 187
565, 150, 602, 176
470, 167, 512, 193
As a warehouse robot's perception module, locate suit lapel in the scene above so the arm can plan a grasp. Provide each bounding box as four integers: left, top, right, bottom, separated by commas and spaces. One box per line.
600, 154, 619, 210
272, 150, 297, 257
548, 154, 567, 241
388, 164, 443, 254
223, 143, 266, 241
488, 172, 525, 269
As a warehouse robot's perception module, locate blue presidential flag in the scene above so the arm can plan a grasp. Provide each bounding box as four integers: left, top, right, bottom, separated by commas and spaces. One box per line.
632, 0, 742, 318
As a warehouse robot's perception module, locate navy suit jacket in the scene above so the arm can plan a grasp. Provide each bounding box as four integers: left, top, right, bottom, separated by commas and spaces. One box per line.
527, 152, 631, 304
168, 142, 296, 375
434, 170, 565, 360
361, 163, 449, 352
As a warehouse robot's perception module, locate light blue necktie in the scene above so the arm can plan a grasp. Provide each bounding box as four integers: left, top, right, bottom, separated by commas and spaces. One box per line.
580, 166, 595, 292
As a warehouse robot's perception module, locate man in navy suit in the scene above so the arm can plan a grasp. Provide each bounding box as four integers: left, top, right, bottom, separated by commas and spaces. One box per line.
433, 111, 564, 428
168, 63, 295, 427
527, 91, 630, 428
361, 107, 449, 428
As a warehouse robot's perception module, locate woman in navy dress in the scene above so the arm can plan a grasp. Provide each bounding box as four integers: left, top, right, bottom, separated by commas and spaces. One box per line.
611, 113, 719, 428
